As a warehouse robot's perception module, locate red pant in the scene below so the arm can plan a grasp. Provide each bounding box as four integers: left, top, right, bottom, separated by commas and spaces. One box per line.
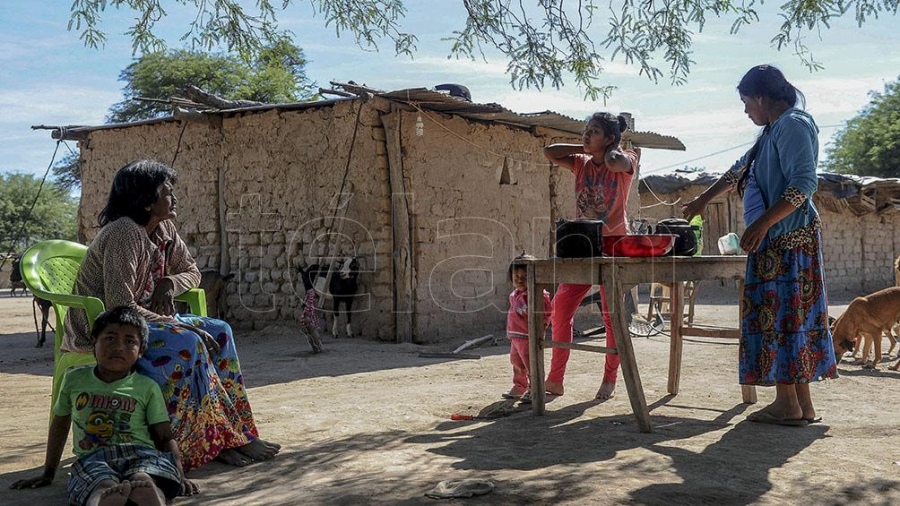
546, 283, 620, 385
508, 337, 529, 393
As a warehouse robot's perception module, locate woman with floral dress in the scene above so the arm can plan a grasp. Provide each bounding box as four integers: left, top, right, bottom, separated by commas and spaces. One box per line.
65, 159, 279, 469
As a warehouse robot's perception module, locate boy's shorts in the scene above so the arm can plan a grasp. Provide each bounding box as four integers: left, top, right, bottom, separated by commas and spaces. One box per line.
67, 444, 182, 506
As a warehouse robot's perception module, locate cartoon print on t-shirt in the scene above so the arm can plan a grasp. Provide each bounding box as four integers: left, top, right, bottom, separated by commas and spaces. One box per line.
74, 390, 137, 451
80, 410, 115, 451
576, 174, 620, 220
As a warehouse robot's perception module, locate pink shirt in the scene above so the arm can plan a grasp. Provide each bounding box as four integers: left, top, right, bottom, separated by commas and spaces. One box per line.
506, 289, 552, 339
572, 152, 636, 235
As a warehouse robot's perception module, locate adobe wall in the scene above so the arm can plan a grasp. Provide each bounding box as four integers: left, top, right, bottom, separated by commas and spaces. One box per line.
818, 208, 900, 296
395, 109, 575, 341
76, 101, 587, 343
78, 101, 395, 337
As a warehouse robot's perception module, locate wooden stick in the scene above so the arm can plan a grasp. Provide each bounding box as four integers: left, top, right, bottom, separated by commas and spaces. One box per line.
543, 341, 616, 354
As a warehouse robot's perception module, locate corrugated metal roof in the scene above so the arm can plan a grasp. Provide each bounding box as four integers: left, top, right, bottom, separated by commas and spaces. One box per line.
380, 88, 685, 150
50, 87, 685, 150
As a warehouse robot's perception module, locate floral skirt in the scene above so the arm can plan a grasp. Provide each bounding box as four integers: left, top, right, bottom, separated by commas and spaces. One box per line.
138, 315, 259, 471
739, 228, 838, 386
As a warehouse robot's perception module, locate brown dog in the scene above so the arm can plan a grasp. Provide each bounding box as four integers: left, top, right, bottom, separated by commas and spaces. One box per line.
851, 325, 898, 364
892, 256, 900, 371
832, 286, 900, 368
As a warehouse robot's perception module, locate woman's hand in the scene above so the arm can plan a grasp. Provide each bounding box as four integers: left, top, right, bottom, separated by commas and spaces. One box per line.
603, 144, 633, 173
180, 324, 221, 354
9, 475, 52, 490
740, 219, 771, 253
148, 277, 176, 316
681, 196, 707, 221
603, 144, 623, 164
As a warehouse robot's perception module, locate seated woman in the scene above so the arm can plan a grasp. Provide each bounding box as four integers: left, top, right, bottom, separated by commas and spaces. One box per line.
64, 159, 279, 471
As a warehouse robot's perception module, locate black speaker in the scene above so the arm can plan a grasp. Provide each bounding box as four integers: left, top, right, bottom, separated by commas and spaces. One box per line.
556, 219, 604, 258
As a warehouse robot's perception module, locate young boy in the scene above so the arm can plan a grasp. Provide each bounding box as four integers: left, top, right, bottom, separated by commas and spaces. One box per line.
503, 254, 552, 403
10, 306, 198, 505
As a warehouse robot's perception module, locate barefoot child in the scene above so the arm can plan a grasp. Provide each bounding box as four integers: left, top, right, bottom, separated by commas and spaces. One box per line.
10, 306, 198, 505
502, 254, 551, 403
298, 262, 326, 353
543, 112, 637, 400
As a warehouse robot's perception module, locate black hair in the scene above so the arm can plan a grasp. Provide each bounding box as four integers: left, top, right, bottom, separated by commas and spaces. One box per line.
585, 112, 630, 147
735, 65, 805, 196
736, 128, 768, 197
99, 160, 177, 227
508, 252, 537, 282
90, 305, 150, 351
737, 64, 805, 109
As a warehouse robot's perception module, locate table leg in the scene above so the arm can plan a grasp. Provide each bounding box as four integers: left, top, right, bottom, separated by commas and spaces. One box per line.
527, 267, 547, 415
607, 276, 652, 433
667, 282, 685, 395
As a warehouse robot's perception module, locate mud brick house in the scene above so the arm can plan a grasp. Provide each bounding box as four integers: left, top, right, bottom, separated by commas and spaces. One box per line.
49, 83, 684, 342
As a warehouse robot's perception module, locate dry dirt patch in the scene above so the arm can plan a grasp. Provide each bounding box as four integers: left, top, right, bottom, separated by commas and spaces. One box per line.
1, 290, 898, 505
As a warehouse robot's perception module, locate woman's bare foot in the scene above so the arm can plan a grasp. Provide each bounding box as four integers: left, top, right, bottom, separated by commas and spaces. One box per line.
93, 480, 131, 506
215, 448, 252, 466
180, 478, 200, 497
235, 439, 281, 461
798, 399, 816, 422
890, 360, 900, 371
544, 380, 564, 396
595, 381, 616, 401
746, 401, 803, 422
127, 479, 164, 506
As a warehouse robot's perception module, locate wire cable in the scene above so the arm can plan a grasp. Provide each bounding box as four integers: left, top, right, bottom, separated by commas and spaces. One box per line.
0, 140, 63, 271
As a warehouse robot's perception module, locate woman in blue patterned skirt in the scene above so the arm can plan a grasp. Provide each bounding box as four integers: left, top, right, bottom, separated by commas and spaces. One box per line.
682, 64, 837, 426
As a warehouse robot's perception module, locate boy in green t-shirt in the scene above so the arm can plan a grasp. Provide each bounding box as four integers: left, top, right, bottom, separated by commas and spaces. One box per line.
10, 306, 198, 505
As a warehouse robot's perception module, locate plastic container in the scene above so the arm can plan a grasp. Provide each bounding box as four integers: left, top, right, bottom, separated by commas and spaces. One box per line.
690, 215, 703, 256
717, 233, 741, 255
602, 234, 677, 257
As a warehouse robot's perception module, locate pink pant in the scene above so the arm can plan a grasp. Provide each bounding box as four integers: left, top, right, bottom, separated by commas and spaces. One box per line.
547, 283, 620, 385
509, 337, 530, 393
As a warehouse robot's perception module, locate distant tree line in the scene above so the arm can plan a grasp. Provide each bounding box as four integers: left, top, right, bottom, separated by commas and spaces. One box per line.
823, 76, 900, 178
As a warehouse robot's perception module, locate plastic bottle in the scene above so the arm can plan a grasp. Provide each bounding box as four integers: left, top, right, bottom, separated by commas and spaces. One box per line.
690, 215, 703, 256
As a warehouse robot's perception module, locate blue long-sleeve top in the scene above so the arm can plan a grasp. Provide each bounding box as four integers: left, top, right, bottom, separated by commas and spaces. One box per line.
727, 107, 821, 238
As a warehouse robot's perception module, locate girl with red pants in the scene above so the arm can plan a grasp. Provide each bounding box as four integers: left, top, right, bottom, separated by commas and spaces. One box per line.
543, 112, 637, 400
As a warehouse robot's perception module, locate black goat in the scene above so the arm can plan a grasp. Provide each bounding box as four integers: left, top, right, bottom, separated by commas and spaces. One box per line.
299, 256, 360, 338
330, 257, 360, 338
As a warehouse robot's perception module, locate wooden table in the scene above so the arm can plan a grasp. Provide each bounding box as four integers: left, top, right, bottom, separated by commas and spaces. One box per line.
523, 255, 750, 433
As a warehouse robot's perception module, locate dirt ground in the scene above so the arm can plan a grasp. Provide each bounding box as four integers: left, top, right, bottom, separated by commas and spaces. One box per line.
1, 288, 898, 506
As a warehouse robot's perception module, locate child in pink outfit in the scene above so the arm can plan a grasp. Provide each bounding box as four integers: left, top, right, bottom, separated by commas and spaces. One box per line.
543, 112, 637, 400
503, 255, 551, 402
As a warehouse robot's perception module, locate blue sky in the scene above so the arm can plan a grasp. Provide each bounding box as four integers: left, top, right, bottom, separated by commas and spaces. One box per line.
1, 1, 898, 180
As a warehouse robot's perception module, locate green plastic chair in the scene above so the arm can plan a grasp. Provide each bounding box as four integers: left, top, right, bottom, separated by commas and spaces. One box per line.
19, 239, 208, 416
